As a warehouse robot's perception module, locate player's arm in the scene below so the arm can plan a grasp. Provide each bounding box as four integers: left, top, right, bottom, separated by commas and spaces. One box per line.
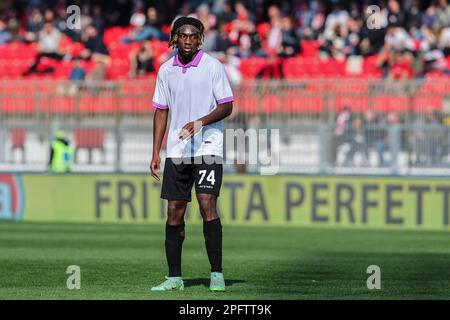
151, 108, 168, 181
179, 102, 233, 140
180, 60, 234, 140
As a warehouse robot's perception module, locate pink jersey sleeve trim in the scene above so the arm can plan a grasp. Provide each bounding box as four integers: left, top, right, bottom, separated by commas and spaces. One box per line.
152, 101, 169, 109
217, 96, 234, 105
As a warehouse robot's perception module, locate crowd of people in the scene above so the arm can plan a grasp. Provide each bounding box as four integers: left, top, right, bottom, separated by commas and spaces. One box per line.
332, 107, 450, 167
0, 0, 450, 81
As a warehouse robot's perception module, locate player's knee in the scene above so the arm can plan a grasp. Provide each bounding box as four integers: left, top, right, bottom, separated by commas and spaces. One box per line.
167, 201, 186, 225
198, 197, 218, 221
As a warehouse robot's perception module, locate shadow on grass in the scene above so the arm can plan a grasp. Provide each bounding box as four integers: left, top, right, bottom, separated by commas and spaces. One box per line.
184, 278, 246, 288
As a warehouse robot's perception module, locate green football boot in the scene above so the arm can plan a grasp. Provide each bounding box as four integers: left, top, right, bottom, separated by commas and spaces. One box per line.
209, 272, 226, 292
151, 276, 184, 291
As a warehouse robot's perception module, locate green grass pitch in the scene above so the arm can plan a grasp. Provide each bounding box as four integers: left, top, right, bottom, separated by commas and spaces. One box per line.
0, 221, 449, 300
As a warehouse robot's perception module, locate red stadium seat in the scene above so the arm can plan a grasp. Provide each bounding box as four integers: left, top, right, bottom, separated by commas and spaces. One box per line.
10, 128, 26, 149
301, 40, 320, 58
239, 57, 268, 79
74, 128, 105, 149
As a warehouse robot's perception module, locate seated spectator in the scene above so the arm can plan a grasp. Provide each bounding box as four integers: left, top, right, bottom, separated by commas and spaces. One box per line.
325, 2, 349, 31
54, 5, 81, 42
144, 6, 168, 41
279, 15, 301, 58
439, 26, 450, 55
44, 8, 56, 24
56, 57, 86, 96
79, 24, 110, 61
378, 48, 415, 80
436, 0, 450, 29
129, 41, 155, 78
121, 12, 167, 43
85, 56, 110, 95
69, 57, 87, 81
422, 4, 437, 29
0, 18, 12, 45
228, 1, 255, 48
406, 0, 422, 30
22, 22, 67, 76
23, 7, 44, 42
196, 4, 219, 52
387, 0, 406, 27
6, 9, 20, 41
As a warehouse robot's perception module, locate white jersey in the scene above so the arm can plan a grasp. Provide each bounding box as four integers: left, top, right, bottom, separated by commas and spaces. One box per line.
152, 50, 234, 158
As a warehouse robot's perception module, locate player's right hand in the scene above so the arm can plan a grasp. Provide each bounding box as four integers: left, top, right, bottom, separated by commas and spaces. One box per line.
150, 155, 161, 181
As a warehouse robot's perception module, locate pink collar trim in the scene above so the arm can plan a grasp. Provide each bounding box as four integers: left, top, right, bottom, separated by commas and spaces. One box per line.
173, 50, 204, 68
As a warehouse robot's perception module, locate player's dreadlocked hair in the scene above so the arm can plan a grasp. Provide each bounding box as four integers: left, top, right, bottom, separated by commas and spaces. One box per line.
169, 16, 205, 49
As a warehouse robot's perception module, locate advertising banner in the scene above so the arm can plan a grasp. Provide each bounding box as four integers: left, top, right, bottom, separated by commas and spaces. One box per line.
1, 173, 449, 230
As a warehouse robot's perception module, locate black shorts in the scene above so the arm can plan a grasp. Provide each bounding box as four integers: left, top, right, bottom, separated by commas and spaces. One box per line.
161, 155, 223, 202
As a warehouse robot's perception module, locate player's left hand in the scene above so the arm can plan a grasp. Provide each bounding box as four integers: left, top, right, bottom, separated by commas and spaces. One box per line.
179, 120, 203, 140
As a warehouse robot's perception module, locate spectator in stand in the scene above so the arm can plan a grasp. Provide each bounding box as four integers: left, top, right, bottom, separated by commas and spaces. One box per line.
384, 25, 415, 52
0, 18, 12, 45
57, 57, 86, 96
43, 8, 56, 25
121, 12, 168, 43
79, 24, 109, 61
295, 0, 315, 37
128, 41, 155, 78
436, 0, 450, 29
387, 0, 406, 27
363, 109, 386, 166
411, 25, 437, 53
307, 1, 326, 39
319, 21, 351, 59
228, 1, 255, 49
54, 5, 81, 42
91, 5, 105, 36
423, 110, 445, 165
69, 57, 87, 81
216, 1, 236, 23
332, 106, 353, 165
24, 7, 44, 42
348, 1, 362, 20
422, 3, 438, 29
358, 3, 387, 56
22, 21, 67, 76
377, 48, 415, 80
346, 115, 365, 166
406, 0, 422, 30
265, 6, 283, 56
6, 9, 20, 41
255, 5, 285, 78
214, 21, 232, 53
2, 0, 450, 83
325, 2, 349, 31
145, 7, 162, 30
439, 26, 450, 55
77, 24, 111, 85
279, 15, 301, 58
196, 4, 219, 52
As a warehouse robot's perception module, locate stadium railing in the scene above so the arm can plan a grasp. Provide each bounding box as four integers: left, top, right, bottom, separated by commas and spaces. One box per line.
1, 79, 449, 175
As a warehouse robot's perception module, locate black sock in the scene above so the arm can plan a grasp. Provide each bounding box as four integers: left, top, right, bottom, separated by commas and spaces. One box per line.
203, 218, 222, 273
165, 223, 185, 277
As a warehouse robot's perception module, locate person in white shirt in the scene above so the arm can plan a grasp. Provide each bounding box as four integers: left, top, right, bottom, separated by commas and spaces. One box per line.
150, 16, 233, 292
